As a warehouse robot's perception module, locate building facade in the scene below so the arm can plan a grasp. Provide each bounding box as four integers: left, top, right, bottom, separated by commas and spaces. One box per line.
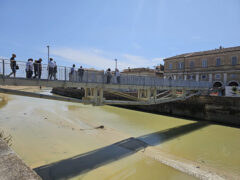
122, 67, 164, 78
164, 46, 240, 88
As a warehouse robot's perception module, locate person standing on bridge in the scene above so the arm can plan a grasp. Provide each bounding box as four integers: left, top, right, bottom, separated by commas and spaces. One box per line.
53, 61, 57, 80
106, 68, 112, 84
38, 58, 42, 79
115, 68, 120, 84
78, 66, 84, 82
8, 54, 17, 78
33, 60, 38, 79
48, 58, 55, 80
70, 64, 75, 81
26, 59, 33, 78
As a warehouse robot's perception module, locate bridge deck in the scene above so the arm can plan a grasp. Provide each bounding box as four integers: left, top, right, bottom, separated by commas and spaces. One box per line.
0, 59, 210, 105
0, 77, 209, 90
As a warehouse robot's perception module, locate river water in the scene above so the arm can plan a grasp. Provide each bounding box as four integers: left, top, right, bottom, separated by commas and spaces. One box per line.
0, 90, 239, 180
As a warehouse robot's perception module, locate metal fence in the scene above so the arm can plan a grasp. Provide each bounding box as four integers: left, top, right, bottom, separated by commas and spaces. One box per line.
0, 59, 212, 88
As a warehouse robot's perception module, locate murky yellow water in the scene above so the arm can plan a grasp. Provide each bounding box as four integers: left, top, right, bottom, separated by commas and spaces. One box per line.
70, 152, 196, 180
0, 92, 240, 179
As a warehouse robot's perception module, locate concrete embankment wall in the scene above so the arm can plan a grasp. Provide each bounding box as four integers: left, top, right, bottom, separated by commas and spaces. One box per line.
52, 87, 240, 127
0, 139, 41, 180
117, 96, 240, 127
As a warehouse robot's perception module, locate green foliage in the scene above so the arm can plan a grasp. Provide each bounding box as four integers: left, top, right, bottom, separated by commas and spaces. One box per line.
232, 86, 237, 92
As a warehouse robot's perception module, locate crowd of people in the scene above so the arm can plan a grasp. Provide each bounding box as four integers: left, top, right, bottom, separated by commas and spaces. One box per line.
7, 53, 121, 84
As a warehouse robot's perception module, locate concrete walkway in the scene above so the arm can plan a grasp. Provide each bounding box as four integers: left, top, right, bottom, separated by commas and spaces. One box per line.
0, 139, 41, 180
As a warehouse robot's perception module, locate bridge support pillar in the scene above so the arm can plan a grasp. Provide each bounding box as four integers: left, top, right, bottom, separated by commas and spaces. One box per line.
172, 89, 177, 97
138, 88, 156, 101
137, 89, 147, 100
182, 89, 187, 97
153, 89, 157, 100
137, 89, 144, 99
146, 89, 151, 99
83, 87, 104, 105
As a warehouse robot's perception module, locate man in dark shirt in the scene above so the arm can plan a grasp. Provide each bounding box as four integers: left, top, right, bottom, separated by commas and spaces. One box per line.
33, 60, 38, 78
38, 58, 42, 79
78, 66, 84, 82
8, 54, 17, 78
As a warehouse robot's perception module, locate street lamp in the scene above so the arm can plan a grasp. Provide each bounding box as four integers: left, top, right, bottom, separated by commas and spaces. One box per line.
47, 45, 50, 61
115, 59, 117, 69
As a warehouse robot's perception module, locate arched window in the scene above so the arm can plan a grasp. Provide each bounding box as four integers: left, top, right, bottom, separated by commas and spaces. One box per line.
213, 82, 222, 87
228, 81, 239, 86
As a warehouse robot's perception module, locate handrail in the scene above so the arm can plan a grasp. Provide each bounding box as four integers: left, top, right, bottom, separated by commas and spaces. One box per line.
0, 58, 212, 89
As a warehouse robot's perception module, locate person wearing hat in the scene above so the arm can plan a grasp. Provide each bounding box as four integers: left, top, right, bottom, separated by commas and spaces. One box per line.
8, 53, 17, 78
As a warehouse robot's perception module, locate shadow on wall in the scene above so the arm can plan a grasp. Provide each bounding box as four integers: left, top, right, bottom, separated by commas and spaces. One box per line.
34, 122, 209, 180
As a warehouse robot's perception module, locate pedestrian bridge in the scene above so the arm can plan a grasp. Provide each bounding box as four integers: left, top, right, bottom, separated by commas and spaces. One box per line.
0, 59, 211, 105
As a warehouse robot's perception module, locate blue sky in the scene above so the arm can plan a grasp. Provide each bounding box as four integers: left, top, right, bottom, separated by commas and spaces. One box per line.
0, 0, 239, 70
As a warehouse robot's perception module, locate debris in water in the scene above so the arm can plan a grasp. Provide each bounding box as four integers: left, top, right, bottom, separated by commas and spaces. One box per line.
79, 125, 105, 131
95, 125, 104, 129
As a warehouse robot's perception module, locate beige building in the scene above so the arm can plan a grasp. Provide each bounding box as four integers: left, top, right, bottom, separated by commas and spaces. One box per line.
164, 46, 240, 88
122, 67, 164, 78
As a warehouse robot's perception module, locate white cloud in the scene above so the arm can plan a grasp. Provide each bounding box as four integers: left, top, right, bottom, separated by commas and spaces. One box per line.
152, 57, 164, 65
0, 56, 8, 60
52, 47, 163, 70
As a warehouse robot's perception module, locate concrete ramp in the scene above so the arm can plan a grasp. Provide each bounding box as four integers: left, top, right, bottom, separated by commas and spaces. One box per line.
34, 138, 148, 180
34, 122, 208, 180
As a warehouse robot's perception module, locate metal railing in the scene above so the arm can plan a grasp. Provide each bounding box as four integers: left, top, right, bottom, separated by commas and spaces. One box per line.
0, 58, 212, 88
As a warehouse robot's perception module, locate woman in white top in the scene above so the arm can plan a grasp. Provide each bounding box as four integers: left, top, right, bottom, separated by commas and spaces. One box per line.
115, 68, 120, 84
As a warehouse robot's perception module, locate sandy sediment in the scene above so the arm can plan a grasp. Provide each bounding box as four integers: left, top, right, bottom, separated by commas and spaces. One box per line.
142, 147, 239, 180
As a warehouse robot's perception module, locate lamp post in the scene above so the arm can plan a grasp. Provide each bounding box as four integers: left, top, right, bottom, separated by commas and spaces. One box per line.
47, 45, 50, 61
115, 59, 117, 69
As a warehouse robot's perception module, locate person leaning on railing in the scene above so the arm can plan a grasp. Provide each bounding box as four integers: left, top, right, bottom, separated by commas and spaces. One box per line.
7, 53, 17, 78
